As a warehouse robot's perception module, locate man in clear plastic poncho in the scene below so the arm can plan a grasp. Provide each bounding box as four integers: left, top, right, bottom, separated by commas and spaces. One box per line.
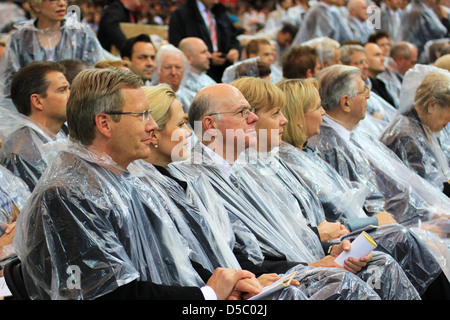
400, 0, 448, 56
380, 64, 450, 197
308, 65, 450, 245
230, 76, 447, 298
178, 37, 217, 104
0, 6, 114, 98
168, 82, 420, 300
291, 0, 353, 46
151, 44, 195, 113
12, 68, 263, 300
0, 61, 70, 191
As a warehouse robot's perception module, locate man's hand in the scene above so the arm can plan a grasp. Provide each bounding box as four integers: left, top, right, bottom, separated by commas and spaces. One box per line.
225, 49, 239, 63
375, 211, 396, 225
257, 273, 300, 287
329, 240, 372, 274
206, 268, 262, 300
318, 220, 349, 241
211, 52, 227, 66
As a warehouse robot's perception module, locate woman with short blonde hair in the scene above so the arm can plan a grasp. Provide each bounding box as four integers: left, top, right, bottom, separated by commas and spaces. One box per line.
276, 78, 320, 148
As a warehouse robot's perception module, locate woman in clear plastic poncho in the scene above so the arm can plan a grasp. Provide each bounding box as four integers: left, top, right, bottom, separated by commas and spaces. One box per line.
0, 0, 114, 98
379, 65, 450, 197
274, 77, 449, 297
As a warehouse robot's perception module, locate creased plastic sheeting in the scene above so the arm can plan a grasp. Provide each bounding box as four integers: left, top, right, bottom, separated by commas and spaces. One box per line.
0, 111, 65, 191
352, 126, 450, 222
309, 122, 449, 227
286, 251, 420, 300
380, 109, 450, 191
168, 143, 384, 300
230, 151, 421, 300
439, 124, 450, 167
168, 147, 302, 263
279, 141, 371, 224
0, 13, 115, 97
13, 141, 205, 300
367, 224, 444, 295
230, 151, 325, 263
129, 160, 245, 271
233, 147, 326, 227
232, 148, 432, 297
0, 165, 30, 236
278, 142, 445, 294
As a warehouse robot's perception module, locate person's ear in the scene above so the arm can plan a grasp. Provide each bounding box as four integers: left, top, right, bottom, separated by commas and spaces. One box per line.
426, 100, 438, 114
339, 94, 351, 113
305, 69, 312, 79
30, 93, 44, 111
94, 113, 113, 139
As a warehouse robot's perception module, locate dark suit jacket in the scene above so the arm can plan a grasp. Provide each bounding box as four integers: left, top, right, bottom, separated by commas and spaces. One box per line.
97, 0, 138, 52
168, 0, 241, 82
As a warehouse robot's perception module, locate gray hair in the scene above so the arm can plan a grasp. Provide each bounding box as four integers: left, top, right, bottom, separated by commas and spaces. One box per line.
339, 44, 366, 65
188, 88, 216, 133
304, 37, 340, 66
318, 65, 362, 112
152, 44, 189, 84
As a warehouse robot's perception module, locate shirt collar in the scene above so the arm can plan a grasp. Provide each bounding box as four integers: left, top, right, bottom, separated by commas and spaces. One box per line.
323, 114, 352, 142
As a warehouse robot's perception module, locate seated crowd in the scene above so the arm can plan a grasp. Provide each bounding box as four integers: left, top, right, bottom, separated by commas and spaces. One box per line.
0, 0, 449, 301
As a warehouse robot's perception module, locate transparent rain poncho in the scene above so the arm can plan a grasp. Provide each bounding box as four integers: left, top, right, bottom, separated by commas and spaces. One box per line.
291, 2, 353, 46
128, 159, 245, 271
309, 119, 450, 227
129, 161, 314, 301
399, 0, 448, 54
0, 165, 30, 236
278, 142, 446, 294
13, 141, 208, 300
230, 147, 420, 300
0, 104, 67, 191
0, 13, 115, 98
379, 65, 450, 192
169, 142, 420, 300
221, 57, 261, 84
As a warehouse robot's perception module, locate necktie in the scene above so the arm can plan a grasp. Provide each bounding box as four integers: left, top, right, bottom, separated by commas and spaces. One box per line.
205, 8, 218, 51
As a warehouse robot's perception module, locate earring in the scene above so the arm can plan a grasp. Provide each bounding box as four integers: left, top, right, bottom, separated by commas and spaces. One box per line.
155, 144, 158, 148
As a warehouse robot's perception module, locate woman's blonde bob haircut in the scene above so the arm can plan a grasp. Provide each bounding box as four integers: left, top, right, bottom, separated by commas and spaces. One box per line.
276, 78, 320, 148
141, 83, 176, 131
230, 76, 286, 112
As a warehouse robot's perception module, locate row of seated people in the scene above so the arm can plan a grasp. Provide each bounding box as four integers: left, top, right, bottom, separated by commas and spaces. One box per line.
0, 59, 448, 300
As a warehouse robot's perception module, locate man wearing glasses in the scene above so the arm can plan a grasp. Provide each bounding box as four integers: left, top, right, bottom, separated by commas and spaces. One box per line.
13, 68, 262, 300
188, 83, 258, 167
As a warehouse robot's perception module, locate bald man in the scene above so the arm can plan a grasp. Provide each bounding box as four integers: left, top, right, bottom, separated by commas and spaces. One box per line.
178, 37, 217, 112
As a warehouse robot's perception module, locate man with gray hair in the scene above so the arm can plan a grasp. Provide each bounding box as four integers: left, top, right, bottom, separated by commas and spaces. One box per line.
152, 44, 195, 113
340, 44, 397, 126
13, 68, 263, 300
346, 0, 372, 43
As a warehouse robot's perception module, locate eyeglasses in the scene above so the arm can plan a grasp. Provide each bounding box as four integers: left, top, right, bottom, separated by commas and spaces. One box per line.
356, 85, 370, 97
208, 107, 256, 119
105, 109, 152, 121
